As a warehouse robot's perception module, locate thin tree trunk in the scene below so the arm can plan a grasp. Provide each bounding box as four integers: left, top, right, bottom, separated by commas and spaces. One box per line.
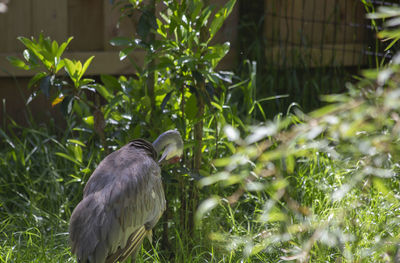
147, 0, 156, 113
188, 0, 208, 236
188, 83, 205, 236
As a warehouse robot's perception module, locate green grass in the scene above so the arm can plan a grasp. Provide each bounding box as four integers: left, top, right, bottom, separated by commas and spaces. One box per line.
1, 122, 400, 262
0, 129, 400, 262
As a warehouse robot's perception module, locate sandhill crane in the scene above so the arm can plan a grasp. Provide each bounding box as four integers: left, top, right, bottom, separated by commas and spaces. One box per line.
69, 130, 183, 263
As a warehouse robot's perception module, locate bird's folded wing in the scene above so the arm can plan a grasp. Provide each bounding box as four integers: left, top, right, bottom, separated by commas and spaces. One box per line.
105, 226, 147, 263
70, 148, 166, 262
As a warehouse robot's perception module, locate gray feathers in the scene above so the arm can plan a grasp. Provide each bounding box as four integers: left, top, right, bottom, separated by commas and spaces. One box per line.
69, 139, 166, 263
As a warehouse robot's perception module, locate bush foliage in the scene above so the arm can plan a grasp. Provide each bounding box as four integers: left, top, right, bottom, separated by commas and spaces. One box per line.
1, 2, 400, 263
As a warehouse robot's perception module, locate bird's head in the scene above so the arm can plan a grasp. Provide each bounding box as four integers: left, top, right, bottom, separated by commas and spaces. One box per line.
153, 130, 183, 165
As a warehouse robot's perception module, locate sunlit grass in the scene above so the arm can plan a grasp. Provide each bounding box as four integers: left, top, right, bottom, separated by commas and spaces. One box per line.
1, 120, 399, 262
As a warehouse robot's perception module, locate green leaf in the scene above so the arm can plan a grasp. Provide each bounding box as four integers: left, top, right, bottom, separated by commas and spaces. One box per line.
67, 139, 86, 147
7, 56, 30, 70
55, 152, 82, 166
51, 40, 59, 57
209, 14, 224, 39
185, 94, 198, 120
211, 101, 222, 111
73, 145, 83, 163
80, 78, 95, 86
23, 49, 40, 67
133, 124, 141, 138
223, 0, 237, 18
309, 103, 342, 118
64, 58, 77, 80
94, 84, 113, 102
189, 0, 204, 21
101, 75, 120, 92
119, 46, 135, 60
28, 72, 47, 89
75, 61, 83, 76
286, 155, 295, 173
55, 59, 65, 73
206, 42, 230, 67
138, 12, 151, 39
18, 37, 39, 58
80, 56, 95, 80
110, 37, 132, 47
209, 0, 236, 40
83, 116, 94, 127
199, 6, 213, 27
0, 128, 15, 149
57, 37, 74, 58
141, 96, 151, 109
138, 9, 158, 40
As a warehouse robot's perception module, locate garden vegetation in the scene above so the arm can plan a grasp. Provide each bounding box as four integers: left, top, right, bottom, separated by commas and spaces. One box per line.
1, 1, 400, 262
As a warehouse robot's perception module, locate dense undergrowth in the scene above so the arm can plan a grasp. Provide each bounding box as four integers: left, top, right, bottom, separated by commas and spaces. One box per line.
1, 1, 400, 263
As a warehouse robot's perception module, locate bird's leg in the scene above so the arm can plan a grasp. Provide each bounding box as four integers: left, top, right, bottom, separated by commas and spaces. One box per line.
144, 221, 155, 244
146, 229, 153, 243
144, 217, 158, 231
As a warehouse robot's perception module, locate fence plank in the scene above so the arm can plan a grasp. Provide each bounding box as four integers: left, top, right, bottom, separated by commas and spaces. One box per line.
0, 0, 32, 52
31, 0, 68, 43
68, 0, 104, 51
103, 0, 136, 51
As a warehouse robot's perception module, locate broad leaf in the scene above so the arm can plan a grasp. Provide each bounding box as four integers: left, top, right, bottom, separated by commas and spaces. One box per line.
7, 56, 30, 70
110, 37, 132, 47
79, 56, 95, 80
28, 72, 47, 89
185, 94, 198, 120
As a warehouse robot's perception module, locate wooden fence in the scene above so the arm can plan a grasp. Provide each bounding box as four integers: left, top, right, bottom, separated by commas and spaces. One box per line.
264, 0, 369, 67
0, 0, 238, 125
0, 0, 238, 77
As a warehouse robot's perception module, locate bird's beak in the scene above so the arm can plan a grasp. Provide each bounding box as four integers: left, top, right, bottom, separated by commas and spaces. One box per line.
158, 150, 168, 164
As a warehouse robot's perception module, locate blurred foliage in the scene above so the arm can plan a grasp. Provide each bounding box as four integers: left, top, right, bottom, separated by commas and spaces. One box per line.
196, 5, 400, 262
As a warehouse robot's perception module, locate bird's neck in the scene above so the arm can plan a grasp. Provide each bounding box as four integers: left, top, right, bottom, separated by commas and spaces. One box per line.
153, 133, 174, 155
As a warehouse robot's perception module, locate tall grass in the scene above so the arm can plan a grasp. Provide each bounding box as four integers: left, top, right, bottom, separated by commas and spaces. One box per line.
0, 120, 82, 261
0, 121, 224, 262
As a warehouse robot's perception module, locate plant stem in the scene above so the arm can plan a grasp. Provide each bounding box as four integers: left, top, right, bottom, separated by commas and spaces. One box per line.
147, 0, 156, 114
188, 0, 209, 235
180, 84, 188, 235
189, 90, 204, 233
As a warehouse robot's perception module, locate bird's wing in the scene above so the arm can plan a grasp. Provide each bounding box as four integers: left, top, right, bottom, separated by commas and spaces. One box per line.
105, 226, 146, 263
69, 150, 166, 263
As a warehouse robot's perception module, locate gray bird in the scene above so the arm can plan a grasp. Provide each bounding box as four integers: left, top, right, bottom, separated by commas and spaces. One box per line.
69, 130, 183, 263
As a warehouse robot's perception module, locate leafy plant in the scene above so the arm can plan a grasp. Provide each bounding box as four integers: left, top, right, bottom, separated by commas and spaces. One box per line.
6, 34, 96, 119
106, 0, 240, 245
196, 7, 400, 261
4, 0, 246, 261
